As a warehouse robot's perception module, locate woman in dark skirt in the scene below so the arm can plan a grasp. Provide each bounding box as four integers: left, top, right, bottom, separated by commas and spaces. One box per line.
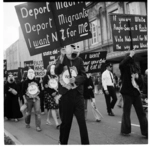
4, 74, 23, 121
83, 73, 102, 122
43, 64, 60, 129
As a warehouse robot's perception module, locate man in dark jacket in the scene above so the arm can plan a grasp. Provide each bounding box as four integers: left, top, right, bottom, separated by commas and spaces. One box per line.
119, 50, 148, 138
55, 45, 89, 144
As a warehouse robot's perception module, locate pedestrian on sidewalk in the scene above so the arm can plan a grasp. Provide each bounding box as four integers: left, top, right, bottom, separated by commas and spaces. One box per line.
22, 69, 42, 132
4, 73, 23, 122
55, 45, 89, 145
83, 73, 102, 122
119, 50, 148, 138
43, 64, 60, 129
102, 62, 117, 116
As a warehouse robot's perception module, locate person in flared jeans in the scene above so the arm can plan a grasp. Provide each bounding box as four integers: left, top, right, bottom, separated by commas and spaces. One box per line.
59, 89, 89, 144
121, 94, 148, 137
25, 98, 41, 132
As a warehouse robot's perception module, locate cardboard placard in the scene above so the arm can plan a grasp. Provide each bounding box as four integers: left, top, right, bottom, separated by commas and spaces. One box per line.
50, 2, 92, 46
79, 51, 107, 73
110, 14, 147, 51
42, 48, 60, 69
24, 60, 34, 71
33, 60, 45, 77
15, 2, 92, 56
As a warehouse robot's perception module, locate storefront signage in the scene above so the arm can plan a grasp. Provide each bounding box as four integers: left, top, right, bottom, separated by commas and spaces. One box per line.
110, 14, 147, 51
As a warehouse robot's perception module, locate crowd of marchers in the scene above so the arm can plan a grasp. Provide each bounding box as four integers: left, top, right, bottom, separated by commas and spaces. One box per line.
4, 45, 148, 144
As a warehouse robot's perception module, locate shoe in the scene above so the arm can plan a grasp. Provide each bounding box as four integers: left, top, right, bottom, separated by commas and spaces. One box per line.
143, 134, 148, 139
46, 121, 52, 125
26, 124, 30, 128
121, 132, 130, 136
36, 127, 42, 132
96, 119, 101, 122
56, 125, 60, 129
41, 112, 45, 115
14, 119, 19, 122
108, 112, 115, 116
58, 141, 61, 145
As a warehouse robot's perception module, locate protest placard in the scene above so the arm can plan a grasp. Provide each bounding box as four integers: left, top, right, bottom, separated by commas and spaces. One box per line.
79, 51, 107, 73
50, 2, 92, 47
42, 48, 60, 69
24, 60, 34, 72
33, 60, 45, 77
15, 2, 92, 56
15, 2, 61, 56
109, 14, 147, 51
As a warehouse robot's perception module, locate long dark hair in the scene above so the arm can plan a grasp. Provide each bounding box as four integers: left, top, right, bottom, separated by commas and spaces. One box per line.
46, 64, 57, 78
129, 61, 141, 74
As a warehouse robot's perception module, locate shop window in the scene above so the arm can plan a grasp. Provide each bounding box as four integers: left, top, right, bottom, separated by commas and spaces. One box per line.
90, 20, 98, 45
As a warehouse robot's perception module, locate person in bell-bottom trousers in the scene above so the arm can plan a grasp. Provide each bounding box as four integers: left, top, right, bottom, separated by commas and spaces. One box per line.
119, 50, 148, 137
59, 89, 89, 144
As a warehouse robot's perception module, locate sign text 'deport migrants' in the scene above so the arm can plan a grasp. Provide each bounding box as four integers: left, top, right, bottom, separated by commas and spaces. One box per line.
15, 2, 92, 56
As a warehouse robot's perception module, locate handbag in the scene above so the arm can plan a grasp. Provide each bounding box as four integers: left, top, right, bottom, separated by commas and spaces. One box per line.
20, 104, 27, 112
54, 94, 61, 104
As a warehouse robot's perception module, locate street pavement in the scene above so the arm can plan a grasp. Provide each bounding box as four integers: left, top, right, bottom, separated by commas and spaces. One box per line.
4, 93, 148, 145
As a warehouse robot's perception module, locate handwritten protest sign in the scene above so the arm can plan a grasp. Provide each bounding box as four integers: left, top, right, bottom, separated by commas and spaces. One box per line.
109, 14, 147, 51
42, 48, 60, 69
79, 51, 107, 73
15, 2, 61, 56
33, 60, 45, 77
15, 2, 92, 56
50, 2, 92, 46
24, 60, 34, 72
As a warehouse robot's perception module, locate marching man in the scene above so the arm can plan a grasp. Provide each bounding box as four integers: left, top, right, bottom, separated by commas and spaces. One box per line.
22, 68, 42, 132
55, 44, 90, 144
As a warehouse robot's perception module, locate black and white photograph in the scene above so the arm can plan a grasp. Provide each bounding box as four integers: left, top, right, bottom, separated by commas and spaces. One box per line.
2, 0, 148, 145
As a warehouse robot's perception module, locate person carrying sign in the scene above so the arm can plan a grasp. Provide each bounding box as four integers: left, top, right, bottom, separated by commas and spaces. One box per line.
22, 69, 42, 132
55, 44, 89, 144
119, 50, 148, 138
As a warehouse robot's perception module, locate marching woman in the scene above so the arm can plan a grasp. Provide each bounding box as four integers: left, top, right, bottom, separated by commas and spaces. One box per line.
43, 64, 60, 129
84, 73, 102, 122
4, 73, 23, 121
